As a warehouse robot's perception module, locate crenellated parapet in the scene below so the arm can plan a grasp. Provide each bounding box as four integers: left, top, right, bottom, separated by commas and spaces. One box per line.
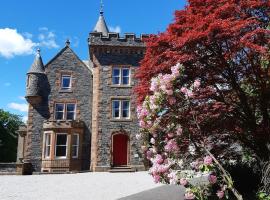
89, 32, 149, 47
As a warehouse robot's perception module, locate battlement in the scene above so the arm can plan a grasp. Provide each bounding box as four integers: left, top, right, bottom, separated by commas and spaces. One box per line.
88, 32, 149, 47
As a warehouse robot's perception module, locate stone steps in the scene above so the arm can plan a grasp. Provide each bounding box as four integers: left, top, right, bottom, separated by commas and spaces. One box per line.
109, 166, 136, 173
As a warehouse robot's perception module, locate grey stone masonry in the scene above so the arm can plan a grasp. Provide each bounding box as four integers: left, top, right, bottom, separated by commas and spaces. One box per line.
89, 32, 148, 47
22, 45, 93, 172
45, 46, 93, 170
89, 32, 148, 171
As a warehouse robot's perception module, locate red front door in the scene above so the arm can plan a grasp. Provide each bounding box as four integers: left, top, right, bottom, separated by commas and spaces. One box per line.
113, 134, 128, 166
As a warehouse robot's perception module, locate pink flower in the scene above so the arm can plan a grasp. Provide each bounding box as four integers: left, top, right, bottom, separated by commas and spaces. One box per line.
164, 140, 179, 153
150, 78, 159, 92
167, 132, 174, 138
193, 79, 201, 88
166, 89, 174, 96
139, 120, 146, 128
180, 87, 188, 94
155, 154, 163, 164
168, 171, 178, 184
208, 174, 217, 184
168, 97, 176, 105
185, 192, 195, 199
176, 127, 183, 136
146, 150, 153, 160
186, 90, 194, 98
171, 64, 180, 78
150, 138, 155, 144
153, 175, 160, 183
216, 190, 224, 199
180, 178, 188, 186
204, 156, 213, 165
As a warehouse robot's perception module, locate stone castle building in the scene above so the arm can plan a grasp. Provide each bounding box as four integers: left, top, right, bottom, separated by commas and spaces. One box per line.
16, 9, 148, 174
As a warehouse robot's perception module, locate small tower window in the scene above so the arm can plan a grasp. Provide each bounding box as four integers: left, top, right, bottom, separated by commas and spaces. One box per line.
122, 100, 130, 118
112, 99, 130, 119
61, 75, 72, 90
112, 68, 120, 85
122, 68, 130, 85
112, 100, 120, 118
112, 67, 130, 86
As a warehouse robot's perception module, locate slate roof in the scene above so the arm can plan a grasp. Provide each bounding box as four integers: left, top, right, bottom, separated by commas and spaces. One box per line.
93, 11, 109, 36
27, 49, 45, 74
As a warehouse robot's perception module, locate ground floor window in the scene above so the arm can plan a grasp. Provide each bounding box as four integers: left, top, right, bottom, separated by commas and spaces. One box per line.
55, 134, 68, 158
72, 134, 79, 158
44, 133, 51, 158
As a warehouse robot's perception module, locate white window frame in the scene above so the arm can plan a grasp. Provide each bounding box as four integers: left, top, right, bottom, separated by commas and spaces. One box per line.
44, 132, 52, 159
122, 68, 130, 85
55, 103, 77, 121
66, 103, 76, 121
55, 133, 68, 159
122, 100, 130, 119
55, 103, 65, 120
61, 75, 72, 90
112, 67, 121, 85
112, 100, 121, 119
112, 67, 130, 86
72, 134, 79, 158
112, 99, 131, 119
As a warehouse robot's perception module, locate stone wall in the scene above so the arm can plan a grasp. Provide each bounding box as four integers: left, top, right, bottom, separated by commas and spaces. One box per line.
24, 46, 93, 172
89, 35, 146, 171
45, 46, 93, 170
0, 163, 17, 173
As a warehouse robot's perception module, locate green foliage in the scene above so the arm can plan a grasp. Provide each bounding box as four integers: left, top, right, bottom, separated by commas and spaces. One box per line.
257, 191, 270, 200
0, 109, 24, 162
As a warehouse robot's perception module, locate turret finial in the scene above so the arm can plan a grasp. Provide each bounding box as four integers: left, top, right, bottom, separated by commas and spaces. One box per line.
37, 48, 41, 56
100, 0, 104, 15
65, 39, 70, 46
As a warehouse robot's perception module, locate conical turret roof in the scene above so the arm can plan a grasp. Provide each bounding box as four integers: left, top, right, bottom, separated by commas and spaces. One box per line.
27, 49, 45, 74
93, 7, 109, 36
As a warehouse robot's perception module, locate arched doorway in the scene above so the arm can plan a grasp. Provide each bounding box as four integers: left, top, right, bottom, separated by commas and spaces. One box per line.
112, 133, 129, 166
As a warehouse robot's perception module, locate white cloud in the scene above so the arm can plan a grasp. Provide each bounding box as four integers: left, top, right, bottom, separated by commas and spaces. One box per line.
23, 32, 33, 39
0, 28, 36, 58
38, 28, 59, 49
109, 26, 121, 33
8, 103, 28, 112
4, 82, 11, 87
18, 96, 25, 100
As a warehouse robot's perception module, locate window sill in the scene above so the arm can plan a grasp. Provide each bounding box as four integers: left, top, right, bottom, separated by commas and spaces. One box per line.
110, 85, 132, 88
110, 118, 133, 122
59, 90, 73, 93
55, 157, 68, 160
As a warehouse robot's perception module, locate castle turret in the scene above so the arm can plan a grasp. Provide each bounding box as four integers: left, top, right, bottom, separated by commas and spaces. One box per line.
93, 1, 109, 36
26, 49, 46, 105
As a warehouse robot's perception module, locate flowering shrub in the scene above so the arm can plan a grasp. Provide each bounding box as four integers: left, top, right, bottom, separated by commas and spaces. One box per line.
137, 64, 242, 200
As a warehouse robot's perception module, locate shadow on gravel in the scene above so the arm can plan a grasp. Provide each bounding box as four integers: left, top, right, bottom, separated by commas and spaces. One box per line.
118, 185, 185, 200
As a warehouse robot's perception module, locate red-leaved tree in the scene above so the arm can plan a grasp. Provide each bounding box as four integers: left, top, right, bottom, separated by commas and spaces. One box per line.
136, 0, 270, 160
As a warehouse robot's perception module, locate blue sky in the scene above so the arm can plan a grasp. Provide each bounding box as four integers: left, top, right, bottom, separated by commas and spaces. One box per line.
0, 0, 186, 122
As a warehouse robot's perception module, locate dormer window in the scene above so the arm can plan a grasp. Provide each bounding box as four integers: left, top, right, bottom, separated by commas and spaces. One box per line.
112, 67, 130, 85
61, 75, 72, 90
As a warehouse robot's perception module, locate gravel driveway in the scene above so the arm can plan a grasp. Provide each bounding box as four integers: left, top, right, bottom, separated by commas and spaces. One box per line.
0, 172, 185, 200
